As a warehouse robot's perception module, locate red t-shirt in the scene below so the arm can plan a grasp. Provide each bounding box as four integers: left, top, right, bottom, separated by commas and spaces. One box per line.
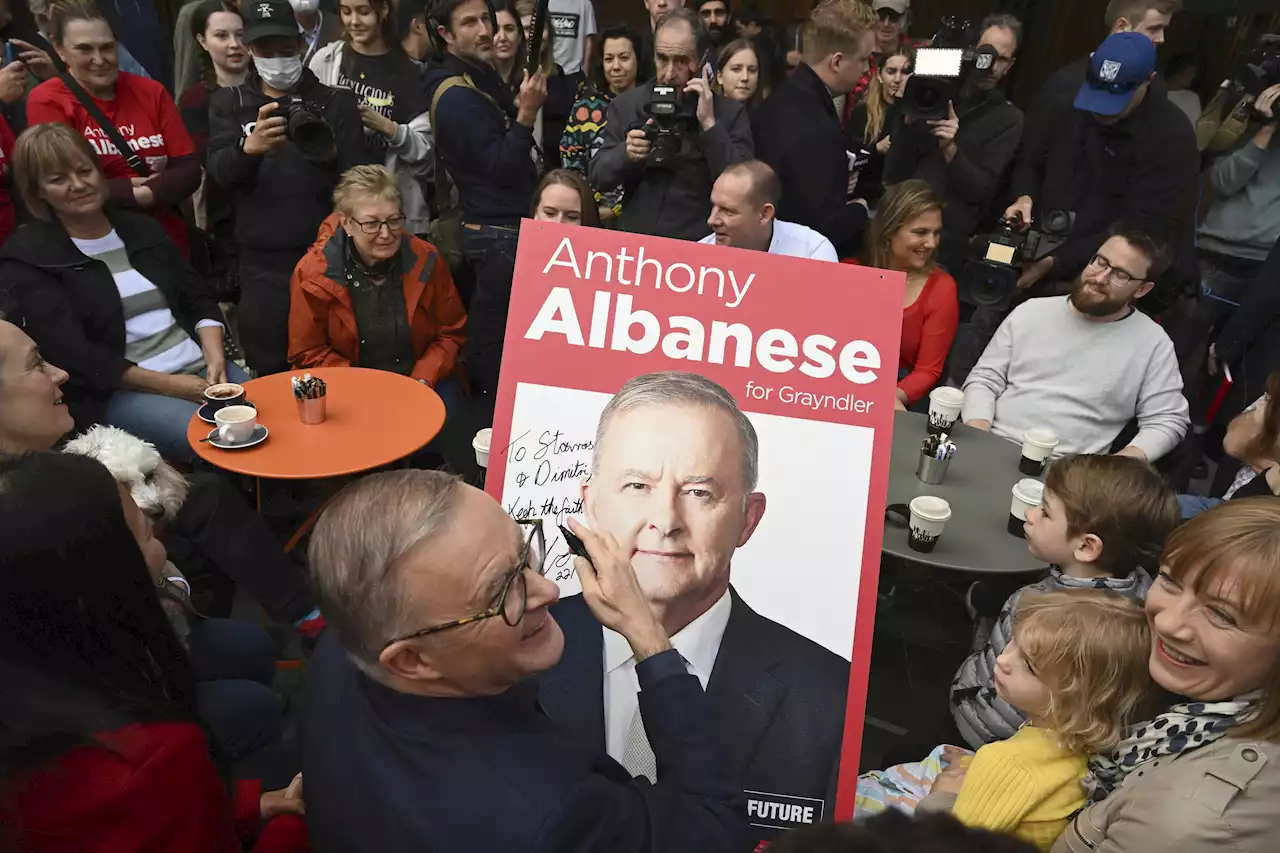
27, 71, 195, 254
0, 114, 17, 246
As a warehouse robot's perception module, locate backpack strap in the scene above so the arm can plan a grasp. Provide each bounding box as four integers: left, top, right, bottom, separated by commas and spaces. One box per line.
58, 71, 150, 177
429, 74, 508, 213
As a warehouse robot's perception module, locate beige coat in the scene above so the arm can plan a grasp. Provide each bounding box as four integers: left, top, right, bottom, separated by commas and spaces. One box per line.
1052, 738, 1280, 853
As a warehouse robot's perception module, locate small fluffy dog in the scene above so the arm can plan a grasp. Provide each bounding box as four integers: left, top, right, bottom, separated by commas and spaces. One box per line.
62, 425, 190, 524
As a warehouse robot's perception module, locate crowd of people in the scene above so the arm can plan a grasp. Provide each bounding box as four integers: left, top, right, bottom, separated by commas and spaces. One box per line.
0, 0, 1278, 850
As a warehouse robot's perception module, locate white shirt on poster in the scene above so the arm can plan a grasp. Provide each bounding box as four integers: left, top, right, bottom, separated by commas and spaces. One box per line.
698, 220, 840, 262
549, 0, 597, 75
602, 589, 731, 761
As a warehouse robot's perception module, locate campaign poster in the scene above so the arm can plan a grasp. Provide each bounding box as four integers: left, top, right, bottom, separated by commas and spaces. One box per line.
487, 220, 904, 836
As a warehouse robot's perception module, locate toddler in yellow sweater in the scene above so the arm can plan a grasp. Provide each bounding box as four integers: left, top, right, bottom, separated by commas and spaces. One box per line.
855, 590, 1153, 851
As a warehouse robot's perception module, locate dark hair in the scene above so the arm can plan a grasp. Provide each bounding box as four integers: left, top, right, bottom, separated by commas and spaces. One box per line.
767, 811, 1040, 853
0, 452, 198, 780
1108, 221, 1171, 280
1104, 0, 1181, 29
395, 0, 432, 41
716, 37, 763, 105
979, 12, 1022, 51
589, 23, 646, 91
191, 0, 242, 93
48, 0, 114, 45
693, 0, 730, 13
430, 0, 478, 36
1165, 51, 1198, 82
655, 7, 710, 59
339, 0, 400, 54
723, 159, 779, 208
531, 168, 601, 227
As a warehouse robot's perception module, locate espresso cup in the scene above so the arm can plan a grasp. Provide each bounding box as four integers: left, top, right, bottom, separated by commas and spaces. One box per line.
1008, 478, 1044, 537
473, 428, 492, 468
908, 495, 952, 553
215, 405, 257, 445
203, 382, 246, 413
1018, 427, 1060, 475
927, 386, 964, 436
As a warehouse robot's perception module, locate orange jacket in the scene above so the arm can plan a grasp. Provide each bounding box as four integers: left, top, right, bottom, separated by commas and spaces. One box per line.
288, 214, 466, 385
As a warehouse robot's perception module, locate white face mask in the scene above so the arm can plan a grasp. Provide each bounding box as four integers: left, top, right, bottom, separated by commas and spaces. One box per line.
289, 0, 320, 12
254, 55, 304, 90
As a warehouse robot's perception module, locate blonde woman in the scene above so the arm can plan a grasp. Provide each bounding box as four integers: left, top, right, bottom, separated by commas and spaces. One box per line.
845, 46, 911, 207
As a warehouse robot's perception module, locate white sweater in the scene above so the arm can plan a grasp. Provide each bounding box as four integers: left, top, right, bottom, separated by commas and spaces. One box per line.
962, 296, 1189, 460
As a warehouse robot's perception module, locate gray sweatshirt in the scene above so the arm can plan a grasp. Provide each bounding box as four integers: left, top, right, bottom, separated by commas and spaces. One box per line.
1198, 132, 1280, 263
962, 296, 1189, 460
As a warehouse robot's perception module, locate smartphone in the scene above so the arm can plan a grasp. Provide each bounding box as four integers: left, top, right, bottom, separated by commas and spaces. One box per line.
2, 42, 15, 66
700, 49, 714, 80
559, 523, 592, 564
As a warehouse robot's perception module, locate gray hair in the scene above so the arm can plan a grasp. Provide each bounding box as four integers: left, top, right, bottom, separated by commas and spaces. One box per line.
654, 7, 710, 58
980, 13, 1023, 51
593, 372, 759, 493
308, 469, 462, 676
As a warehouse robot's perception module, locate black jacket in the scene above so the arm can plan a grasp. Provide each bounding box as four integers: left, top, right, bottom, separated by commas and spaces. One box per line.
1214, 235, 1280, 404
303, 631, 753, 853
0, 210, 222, 430
752, 63, 867, 258
591, 81, 754, 241
884, 90, 1024, 267
1010, 88, 1198, 288
423, 54, 540, 227
844, 101, 898, 209
539, 590, 851, 840
207, 69, 366, 259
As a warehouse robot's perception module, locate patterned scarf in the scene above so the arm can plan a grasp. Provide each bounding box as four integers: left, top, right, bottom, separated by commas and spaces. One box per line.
1082, 692, 1263, 803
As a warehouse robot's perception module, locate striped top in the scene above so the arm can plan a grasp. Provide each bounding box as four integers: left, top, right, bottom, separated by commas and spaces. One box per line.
71, 230, 206, 375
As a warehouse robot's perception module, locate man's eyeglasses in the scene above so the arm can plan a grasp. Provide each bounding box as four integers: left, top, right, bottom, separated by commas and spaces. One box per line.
382, 518, 547, 648
1086, 254, 1146, 287
350, 214, 407, 235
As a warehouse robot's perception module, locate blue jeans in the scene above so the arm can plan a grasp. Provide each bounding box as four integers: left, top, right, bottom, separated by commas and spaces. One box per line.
1177, 494, 1223, 520
189, 618, 282, 763
105, 362, 251, 463
461, 223, 519, 268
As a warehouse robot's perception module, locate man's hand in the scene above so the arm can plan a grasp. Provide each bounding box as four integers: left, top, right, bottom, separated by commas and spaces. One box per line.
966, 419, 991, 432
9, 39, 55, 81
198, 325, 227, 385
358, 102, 397, 139
931, 747, 969, 795
625, 127, 652, 163
569, 517, 670, 661
260, 774, 305, 819
166, 373, 212, 403
0, 61, 26, 104
1016, 255, 1054, 290
515, 69, 548, 128
1254, 83, 1280, 122
243, 102, 288, 156
1004, 195, 1034, 225
1114, 445, 1149, 461
686, 66, 716, 132
928, 101, 959, 162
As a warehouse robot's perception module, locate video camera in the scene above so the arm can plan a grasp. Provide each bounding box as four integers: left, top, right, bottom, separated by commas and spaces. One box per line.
642, 83, 694, 168
272, 94, 335, 162
959, 211, 1075, 309
901, 17, 998, 120
1238, 34, 1280, 98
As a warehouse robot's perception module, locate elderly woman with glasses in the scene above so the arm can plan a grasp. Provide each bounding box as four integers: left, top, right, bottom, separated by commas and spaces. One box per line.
288, 165, 467, 411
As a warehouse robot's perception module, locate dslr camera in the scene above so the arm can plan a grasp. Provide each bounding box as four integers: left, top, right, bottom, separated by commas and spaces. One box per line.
271, 94, 336, 162
901, 17, 998, 120
642, 83, 694, 168
960, 211, 1075, 310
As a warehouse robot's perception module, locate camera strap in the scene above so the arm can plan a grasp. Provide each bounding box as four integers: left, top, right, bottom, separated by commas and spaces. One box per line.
57, 69, 150, 178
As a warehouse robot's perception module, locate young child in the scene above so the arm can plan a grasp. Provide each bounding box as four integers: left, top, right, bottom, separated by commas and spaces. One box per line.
856, 590, 1153, 852
951, 454, 1178, 749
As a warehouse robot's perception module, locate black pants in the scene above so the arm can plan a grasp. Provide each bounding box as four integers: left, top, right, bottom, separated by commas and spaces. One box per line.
237, 255, 297, 376
162, 473, 315, 625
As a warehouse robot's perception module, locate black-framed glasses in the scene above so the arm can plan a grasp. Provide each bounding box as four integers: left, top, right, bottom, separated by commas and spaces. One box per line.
350, 214, 406, 235
1086, 253, 1146, 287
382, 518, 547, 648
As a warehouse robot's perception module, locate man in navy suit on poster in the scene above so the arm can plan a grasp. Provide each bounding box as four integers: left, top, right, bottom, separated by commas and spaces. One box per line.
539, 371, 851, 836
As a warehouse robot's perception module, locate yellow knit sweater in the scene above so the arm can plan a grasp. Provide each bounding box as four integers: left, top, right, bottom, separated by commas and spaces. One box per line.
952, 725, 1086, 851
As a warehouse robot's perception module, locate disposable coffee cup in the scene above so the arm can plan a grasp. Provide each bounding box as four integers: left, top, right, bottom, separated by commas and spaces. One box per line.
908, 495, 952, 553
215, 405, 257, 444
1008, 478, 1044, 537
1019, 427, 1059, 475
203, 382, 246, 412
927, 386, 964, 436
473, 428, 492, 468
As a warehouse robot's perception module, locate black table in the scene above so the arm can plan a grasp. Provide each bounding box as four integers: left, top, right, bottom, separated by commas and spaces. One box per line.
882, 411, 1046, 575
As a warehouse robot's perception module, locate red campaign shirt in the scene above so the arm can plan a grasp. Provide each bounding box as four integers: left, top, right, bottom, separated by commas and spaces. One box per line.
27, 71, 195, 254
0, 114, 17, 246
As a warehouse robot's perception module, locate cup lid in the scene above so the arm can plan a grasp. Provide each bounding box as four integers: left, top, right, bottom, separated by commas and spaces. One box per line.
909, 495, 952, 520
1013, 478, 1045, 502
473, 428, 493, 450
929, 386, 965, 404
1024, 427, 1060, 446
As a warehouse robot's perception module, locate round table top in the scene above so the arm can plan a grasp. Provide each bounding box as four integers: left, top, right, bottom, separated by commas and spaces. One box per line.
883, 410, 1045, 575
187, 367, 446, 480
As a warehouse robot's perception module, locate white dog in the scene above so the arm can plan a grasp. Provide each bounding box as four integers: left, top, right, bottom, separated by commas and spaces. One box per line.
62, 425, 190, 524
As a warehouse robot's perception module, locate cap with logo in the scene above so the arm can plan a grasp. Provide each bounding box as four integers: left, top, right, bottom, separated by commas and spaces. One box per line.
1074, 32, 1157, 116
873, 0, 910, 14
244, 0, 300, 44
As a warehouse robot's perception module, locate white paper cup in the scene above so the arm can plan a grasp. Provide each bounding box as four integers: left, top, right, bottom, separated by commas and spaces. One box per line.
215, 405, 257, 444
908, 495, 952, 553
927, 386, 964, 435
1008, 478, 1044, 536
473, 428, 492, 468
1019, 427, 1060, 474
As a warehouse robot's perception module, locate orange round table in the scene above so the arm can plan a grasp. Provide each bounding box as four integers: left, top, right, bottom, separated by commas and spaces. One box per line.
187, 367, 446, 479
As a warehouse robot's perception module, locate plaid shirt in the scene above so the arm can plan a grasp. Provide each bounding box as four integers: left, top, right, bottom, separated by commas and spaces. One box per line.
843, 35, 930, 125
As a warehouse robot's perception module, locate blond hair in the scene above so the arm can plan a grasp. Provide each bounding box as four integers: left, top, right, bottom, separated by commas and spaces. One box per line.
863, 45, 912, 143
12, 123, 104, 221
1161, 498, 1280, 740
801, 0, 876, 65
1014, 590, 1153, 755
333, 164, 401, 217
867, 179, 943, 270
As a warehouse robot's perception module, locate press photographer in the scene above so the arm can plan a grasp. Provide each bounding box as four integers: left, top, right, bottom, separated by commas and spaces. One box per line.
207, 0, 366, 375
883, 14, 1024, 274
590, 8, 753, 240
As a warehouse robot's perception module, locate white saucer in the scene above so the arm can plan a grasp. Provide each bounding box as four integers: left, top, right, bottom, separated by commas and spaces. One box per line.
198, 400, 255, 425
205, 425, 268, 450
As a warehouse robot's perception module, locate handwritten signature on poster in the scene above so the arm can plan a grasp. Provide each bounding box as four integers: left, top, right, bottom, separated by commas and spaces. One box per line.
501, 428, 595, 582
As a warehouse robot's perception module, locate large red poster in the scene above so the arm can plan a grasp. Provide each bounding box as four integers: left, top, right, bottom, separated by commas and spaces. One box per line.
487, 220, 904, 835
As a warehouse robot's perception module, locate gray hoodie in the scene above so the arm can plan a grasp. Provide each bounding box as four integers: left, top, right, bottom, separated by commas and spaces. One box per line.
1198, 132, 1280, 262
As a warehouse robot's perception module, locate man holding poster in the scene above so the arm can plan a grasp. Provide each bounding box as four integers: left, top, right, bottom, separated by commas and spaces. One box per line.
539, 373, 851, 829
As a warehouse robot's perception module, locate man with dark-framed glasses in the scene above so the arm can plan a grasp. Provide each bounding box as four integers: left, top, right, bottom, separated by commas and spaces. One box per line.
299, 469, 752, 853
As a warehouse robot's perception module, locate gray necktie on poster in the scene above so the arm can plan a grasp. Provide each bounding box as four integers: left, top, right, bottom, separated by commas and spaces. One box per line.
621, 707, 657, 783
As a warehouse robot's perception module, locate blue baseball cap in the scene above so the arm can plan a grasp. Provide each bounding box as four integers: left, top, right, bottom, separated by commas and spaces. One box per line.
1074, 32, 1157, 116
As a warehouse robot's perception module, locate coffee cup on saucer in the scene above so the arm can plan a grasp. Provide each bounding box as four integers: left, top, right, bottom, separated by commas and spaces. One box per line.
204, 382, 246, 413
215, 405, 257, 445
